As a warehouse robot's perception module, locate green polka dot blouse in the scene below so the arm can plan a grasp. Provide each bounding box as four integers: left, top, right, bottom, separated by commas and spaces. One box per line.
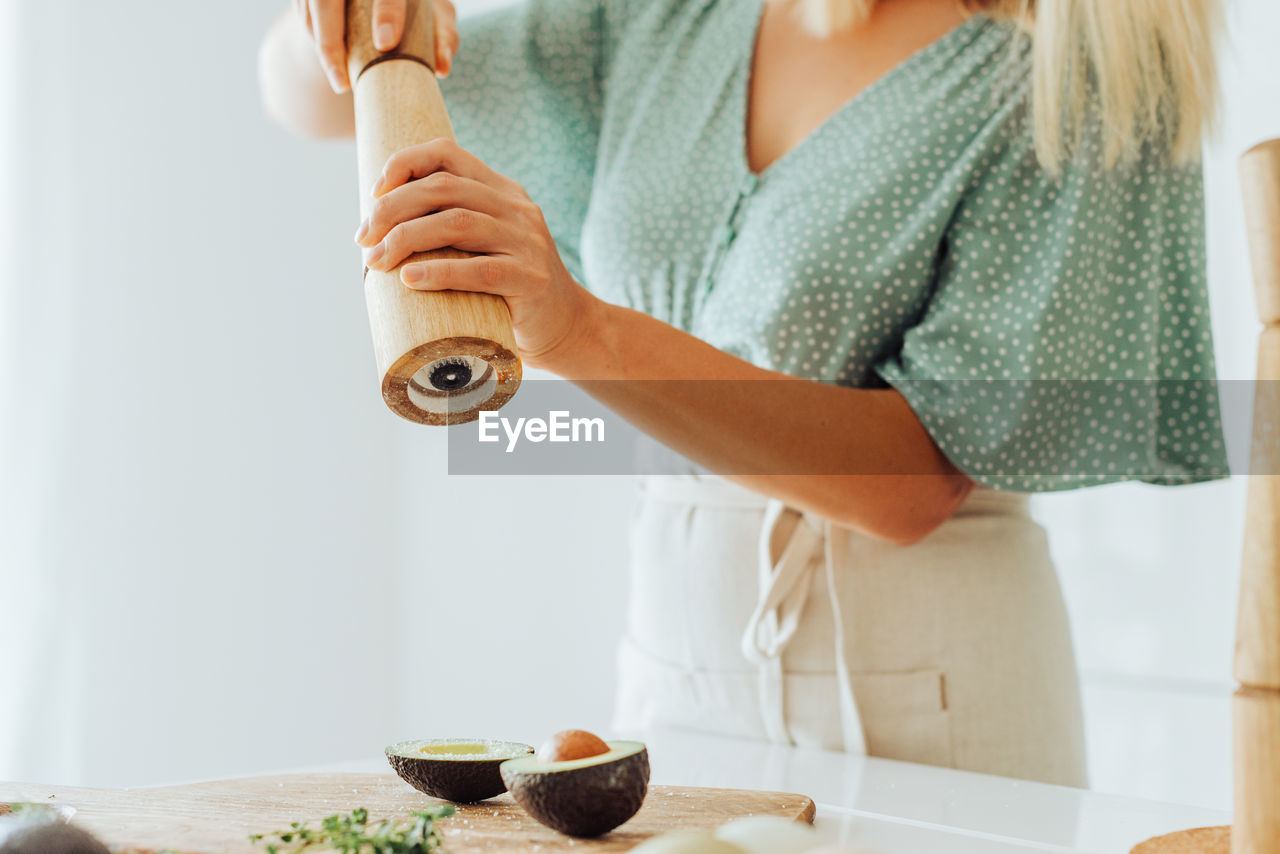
439, 0, 1229, 491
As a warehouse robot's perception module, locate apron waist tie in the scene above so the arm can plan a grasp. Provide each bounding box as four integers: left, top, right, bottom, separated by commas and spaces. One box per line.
740, 497, 867, 755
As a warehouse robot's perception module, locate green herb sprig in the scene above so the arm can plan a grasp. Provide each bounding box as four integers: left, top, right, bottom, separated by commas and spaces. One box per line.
3, 803, 57, 819
249, 806, 454, 854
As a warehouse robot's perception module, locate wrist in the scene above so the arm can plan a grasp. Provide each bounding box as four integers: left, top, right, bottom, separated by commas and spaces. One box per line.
526, 285, 613, 379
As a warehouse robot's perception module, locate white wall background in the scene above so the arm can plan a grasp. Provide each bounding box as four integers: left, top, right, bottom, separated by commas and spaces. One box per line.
0, 0, 1275, 813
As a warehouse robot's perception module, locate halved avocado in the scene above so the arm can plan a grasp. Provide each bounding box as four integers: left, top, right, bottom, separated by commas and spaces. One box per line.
386, 738, 534, 803
499, 740, 649, 838
0, 822, 110, 854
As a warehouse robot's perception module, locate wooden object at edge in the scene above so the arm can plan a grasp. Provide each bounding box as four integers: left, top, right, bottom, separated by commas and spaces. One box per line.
346, 0, 520, 426
1237, 140, 1280, 690
1231, 138, 1280, 854
1237, 325, 1280, 689
1233, 688, 1280, 854
1243, 140, 1280, 327
1131, 141, 1280, 854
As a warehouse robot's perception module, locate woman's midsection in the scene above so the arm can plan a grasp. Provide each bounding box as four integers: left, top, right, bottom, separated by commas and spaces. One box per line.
625, 474, 1052, 676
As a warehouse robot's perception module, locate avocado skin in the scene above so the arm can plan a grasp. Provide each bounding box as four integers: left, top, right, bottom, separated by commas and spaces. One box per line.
501, 747, 650, 838
387, 750, 532, 803
0, 823, 110, 854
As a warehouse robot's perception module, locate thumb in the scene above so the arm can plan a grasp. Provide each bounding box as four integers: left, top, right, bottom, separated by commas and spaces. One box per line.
371, 0, 406, 51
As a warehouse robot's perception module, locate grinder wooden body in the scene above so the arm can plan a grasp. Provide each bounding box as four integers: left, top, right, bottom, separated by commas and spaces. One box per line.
346, 0, 520, 425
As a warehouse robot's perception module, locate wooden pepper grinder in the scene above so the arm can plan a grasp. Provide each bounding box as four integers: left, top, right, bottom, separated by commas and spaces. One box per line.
1132, 139, 1280, 854
346, 0, 520, 425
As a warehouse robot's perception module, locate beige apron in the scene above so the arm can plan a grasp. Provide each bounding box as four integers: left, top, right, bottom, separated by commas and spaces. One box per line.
612, 473, 1089, 788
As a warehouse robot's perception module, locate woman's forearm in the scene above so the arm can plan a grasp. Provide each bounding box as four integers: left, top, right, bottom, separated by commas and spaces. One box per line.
545, 294, 974, 545
257, 9, 356, 139
348, 139, 973, 543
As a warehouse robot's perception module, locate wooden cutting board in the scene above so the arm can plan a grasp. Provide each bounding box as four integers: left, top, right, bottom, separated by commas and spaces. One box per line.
0, 773, 815, 853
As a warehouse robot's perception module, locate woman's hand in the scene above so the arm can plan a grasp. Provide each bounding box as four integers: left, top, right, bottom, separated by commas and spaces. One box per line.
354, 138, 595, 367
293, 0, 460, 92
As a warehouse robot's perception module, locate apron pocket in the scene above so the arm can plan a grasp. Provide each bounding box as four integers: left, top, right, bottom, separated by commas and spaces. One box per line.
783, 668, 953, 766
854, 669, 953, 768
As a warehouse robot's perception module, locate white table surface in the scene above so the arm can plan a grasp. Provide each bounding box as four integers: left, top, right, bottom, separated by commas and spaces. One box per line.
299, 728, 1230, 854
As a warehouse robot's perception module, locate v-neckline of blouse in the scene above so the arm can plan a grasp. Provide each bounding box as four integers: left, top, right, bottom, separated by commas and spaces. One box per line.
734, 1, 991, 185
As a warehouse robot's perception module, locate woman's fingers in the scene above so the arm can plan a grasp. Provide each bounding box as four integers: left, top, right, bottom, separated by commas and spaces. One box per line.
356, 173, 512, 248
294, 0, 407, 88
308, 0, 350, 92
370, 0, 406, 51
373, 138, 523, 197
364, 208, 514, 271
400, 256, 520, 294
433, 0, 459, 76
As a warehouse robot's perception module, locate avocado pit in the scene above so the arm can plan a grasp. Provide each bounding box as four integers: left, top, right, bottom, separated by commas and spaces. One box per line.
537, 729, 611, 763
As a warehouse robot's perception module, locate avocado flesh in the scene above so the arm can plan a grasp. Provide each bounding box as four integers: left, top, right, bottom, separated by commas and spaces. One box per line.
410, 742, 501, 757
386, 738, 534, 803
500, 741, 649, 838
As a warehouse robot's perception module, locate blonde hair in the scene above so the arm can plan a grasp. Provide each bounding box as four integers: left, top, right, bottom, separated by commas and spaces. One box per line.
783, 0, 1221, 171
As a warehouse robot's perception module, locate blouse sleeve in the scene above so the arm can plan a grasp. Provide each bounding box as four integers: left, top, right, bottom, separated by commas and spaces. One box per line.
874, 102, 1229, 492
438, 0, 617, 283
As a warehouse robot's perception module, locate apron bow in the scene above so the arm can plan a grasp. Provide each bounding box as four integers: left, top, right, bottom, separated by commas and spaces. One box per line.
740, 498, 867, 754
